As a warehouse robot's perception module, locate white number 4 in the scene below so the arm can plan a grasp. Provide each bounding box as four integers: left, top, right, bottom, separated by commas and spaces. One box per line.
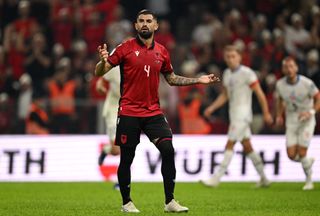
144, 65, 150, 77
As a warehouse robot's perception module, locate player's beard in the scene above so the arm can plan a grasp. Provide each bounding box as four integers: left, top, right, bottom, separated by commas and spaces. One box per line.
138, 30, 153, 39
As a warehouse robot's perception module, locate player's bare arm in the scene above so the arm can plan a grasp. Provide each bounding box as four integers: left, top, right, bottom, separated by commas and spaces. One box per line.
164, 72, 220, 86
95, 43, 113, 76
252, 83, 273, 125
275, 95, 285, 126
314, 92, 320, 113
204, 88, 228, 118
96, 77, 107, 94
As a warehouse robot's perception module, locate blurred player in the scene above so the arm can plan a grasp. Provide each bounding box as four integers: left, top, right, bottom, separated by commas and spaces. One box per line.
97, 66, 121, 165
275, 57, 320, 190
201, 45, 273, 187
96, 66, 121, 190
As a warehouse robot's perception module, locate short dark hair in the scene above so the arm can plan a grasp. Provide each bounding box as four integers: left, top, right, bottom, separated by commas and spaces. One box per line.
282, 56, 296, 65
136, 9, 157, 22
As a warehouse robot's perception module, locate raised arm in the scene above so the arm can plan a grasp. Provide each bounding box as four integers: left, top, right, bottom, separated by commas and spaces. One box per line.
95, 44, 114, 77
252, 83, 273, 125
164, 72, 220, 86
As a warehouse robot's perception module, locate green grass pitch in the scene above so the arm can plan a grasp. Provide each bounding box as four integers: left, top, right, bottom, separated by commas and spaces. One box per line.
0, 182, 319, 216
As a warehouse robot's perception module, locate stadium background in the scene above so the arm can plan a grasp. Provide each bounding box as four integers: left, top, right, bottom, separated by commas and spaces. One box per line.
0, 0, 319, 135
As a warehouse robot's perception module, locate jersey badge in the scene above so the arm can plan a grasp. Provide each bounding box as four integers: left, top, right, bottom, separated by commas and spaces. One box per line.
121, 134, 127, 144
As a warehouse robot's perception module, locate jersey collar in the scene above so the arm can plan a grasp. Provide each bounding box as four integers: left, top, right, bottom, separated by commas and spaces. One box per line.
231, 65, 241, 73
286, 74, 300, 85
136, 35, 155, 49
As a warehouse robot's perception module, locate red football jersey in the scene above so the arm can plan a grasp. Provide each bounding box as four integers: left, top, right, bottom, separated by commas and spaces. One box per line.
107, 37, 173, 117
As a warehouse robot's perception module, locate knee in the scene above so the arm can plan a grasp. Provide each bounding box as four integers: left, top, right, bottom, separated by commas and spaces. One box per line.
157, 139, 175, 157
225, 141, 235, 150
242, 144, 253, 154
287, 153, 296, 161
298, 152, 306, 158
297, 147, 307, 158
119, 147, 136, 164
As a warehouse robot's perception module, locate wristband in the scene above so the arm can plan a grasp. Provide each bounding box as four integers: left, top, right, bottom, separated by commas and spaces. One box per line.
309, 109, 316, 115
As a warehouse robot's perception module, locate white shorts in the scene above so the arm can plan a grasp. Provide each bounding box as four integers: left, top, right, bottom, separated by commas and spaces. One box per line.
227, 121, 251, 142
286, 118, 316, 147
104, 111, 118, 142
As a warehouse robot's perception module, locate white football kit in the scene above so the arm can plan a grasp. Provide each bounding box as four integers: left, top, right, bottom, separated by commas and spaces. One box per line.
102, 66, 121, 141
223, 65, 258, 141
276, 75, 319, 147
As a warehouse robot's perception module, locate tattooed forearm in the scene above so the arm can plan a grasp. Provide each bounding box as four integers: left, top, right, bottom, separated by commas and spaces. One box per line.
164, 73, 199, 86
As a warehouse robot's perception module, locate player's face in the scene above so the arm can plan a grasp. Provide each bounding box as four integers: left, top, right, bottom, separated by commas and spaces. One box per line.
224, 50, 241, 70
135, 14, 158, 39
282, 59, 298, 79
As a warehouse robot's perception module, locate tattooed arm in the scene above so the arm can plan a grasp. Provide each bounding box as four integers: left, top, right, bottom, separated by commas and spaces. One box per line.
164, 72, 220, 86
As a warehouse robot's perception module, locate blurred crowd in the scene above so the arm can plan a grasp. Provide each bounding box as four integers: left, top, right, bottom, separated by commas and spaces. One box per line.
0, 0, 319, 134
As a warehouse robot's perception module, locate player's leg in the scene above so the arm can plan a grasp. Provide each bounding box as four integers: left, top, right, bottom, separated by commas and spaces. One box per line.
154, 137, 175, 203
98, 115, 121, 189
286, 145, 299, 161
98, 114, 119, 165
98, 145, 110, 166
109, 138, 121, 190
115, 116, 141, 212
298, 146, 314, 190
285, 123, 300, 162
242, 139, 270, 187
156, 139, 188, 212
297, 120, 316, 190
201, 140, 236, 187
201, 121, 244, 187
144, 114, 188, 213
217, 140, 236, 179
118, 146, 139, 212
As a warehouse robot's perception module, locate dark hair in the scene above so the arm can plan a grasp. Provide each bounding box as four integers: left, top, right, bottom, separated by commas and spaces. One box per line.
136, 9, 157, 22
282, 56, 296, 65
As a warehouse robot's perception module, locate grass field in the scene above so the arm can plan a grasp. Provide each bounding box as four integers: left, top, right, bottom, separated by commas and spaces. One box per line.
1, 182, 319, 216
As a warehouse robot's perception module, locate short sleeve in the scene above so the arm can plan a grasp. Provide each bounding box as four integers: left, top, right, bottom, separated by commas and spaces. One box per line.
222, 70, 228, 87
160, 48, 174, 74
247, 69, 258, 87
309, 80, 319, 97
107, 43, 125, 66
275, 81, 282, 99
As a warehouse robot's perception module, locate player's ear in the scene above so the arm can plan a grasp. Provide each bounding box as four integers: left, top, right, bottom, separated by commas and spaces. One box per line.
154, 21, 159, 31
134, 22, 139, 31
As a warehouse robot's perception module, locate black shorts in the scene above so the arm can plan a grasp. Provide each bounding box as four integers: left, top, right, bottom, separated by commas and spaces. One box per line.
115, 114, 172, 148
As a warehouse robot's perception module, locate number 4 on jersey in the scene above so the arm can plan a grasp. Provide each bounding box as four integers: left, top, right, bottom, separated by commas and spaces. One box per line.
144, 65, 150, 77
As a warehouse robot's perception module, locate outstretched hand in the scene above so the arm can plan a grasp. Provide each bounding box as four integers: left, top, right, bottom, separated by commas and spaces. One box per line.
97, 43, 109, 63
198, 74, 220, 84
